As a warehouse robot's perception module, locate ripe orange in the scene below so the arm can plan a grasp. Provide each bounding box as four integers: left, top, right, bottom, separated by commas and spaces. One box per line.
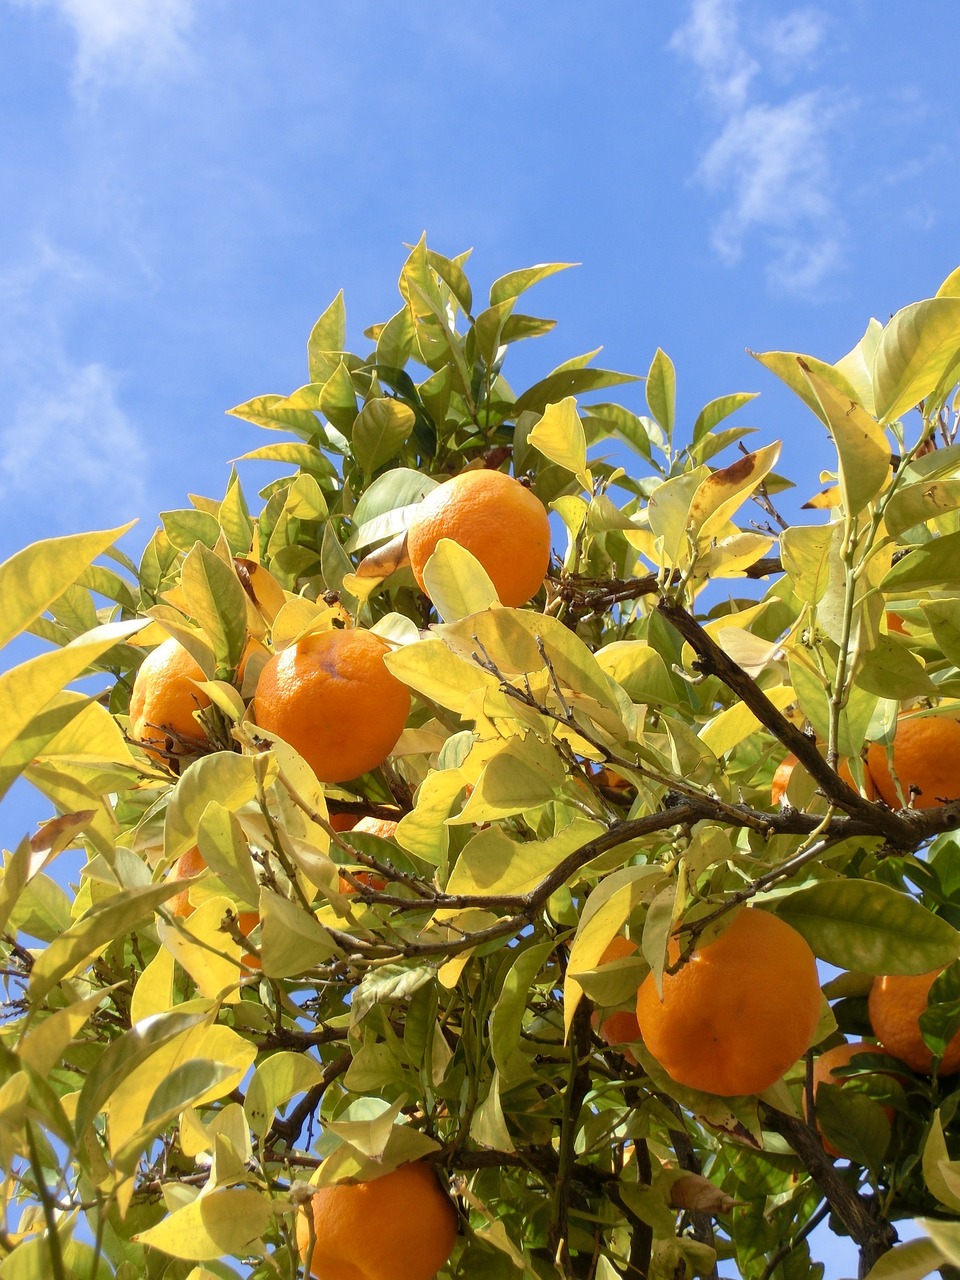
806, 1041, 896, 1158
296, 1161, 457, 1280
590, 936, 641, 1066
336, 818, 396, 894
868, 971, 960, 1074
254, 628, 410, 783
635, 908, 821, 1096
329, 813, 359, 832
770, 753, 875, 805
407, 469, 551, 608
865, 713, 960, 809
167, 845, 260, 969
129, 637, 210, 763
353, 817, 398, 840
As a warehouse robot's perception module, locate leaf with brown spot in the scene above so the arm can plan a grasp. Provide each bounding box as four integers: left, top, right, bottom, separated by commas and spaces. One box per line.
669, 1174, 739, 1216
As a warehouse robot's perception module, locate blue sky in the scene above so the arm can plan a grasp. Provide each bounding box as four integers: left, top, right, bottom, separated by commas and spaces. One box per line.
2, 4, 959, 1270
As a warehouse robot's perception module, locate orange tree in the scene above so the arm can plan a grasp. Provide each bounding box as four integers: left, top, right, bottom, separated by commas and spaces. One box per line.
6, 239, 960, 1279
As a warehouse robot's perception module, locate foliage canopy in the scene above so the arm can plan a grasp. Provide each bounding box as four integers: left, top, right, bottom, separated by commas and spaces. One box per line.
5, 238, 960, 1278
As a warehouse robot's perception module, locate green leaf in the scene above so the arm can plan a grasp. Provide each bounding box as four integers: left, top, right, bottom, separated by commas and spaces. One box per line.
352, 398, 416, 474
814, 1084, 890, 1169
884, 478, 960, 537
490, 941, 554, 1085
881, 529, 960, 594
179, 542, 248, 673
0, 524, 134, 653
799, 361, 891, 517
855, 636, 935, 699
692, 391, 758, 444
513, 366, 641, 416
770, 883, 960, 975
259, 889, 335, 978
922, 601, 960, 667
645, 348, 676, 437
861, 1236, 944, 1280
132, 1189, 273, 1261
489, 261, 576, 307
308, 290, 346, 380
874, 297, 960, 422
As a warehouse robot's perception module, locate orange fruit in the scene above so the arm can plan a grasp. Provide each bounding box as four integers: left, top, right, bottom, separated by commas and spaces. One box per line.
806, 1041, 896, 1158
167, 845, 260, 969
407, 469, 551, 608
868, 971, 960, 1074
886, 612, 908, 635
635, 908, 821, 1096
129, 637, 210, 763
865, 713, 960, 809
329, 813, 359, 832
353, 817, 398, 840
254, 628, 411, 783
336, 818, 396, 894
590, 936, 641, 1066
296, 1161, 457, 1280
770, 753, 875, 805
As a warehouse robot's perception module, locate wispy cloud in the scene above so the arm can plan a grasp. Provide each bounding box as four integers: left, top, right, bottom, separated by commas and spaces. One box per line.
671, 0, 849, 296
7, 0, 196, 91
0, 242, 149, 528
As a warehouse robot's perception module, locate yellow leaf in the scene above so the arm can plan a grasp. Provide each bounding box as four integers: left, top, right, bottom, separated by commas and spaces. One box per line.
687, 442, 782, 544
528, 396, 591, 490
130, 946, 176, 1024
157, 896, 244, 1002
700, 686, 796, 758
422, 539, 500, 622
443, 818, 603, 902
132, 1188, 272, 1261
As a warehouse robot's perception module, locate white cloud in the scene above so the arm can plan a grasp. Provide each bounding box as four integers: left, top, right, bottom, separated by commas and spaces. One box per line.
670, 0, 758, 111
0, 242, 150, 528
0, 362, 148, 516
671, 0, 848, 296
7, 0, 195, 90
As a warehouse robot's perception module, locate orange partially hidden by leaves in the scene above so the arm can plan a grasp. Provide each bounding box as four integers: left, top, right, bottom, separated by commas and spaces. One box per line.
254, 628, 411, 783
868, 971, 960, 1075
865, 714, 960, 810
168, 845, 260, 969
407, 468, 551, 608
770, 753, 875, 805
328, 813, 359, 832
296, 1161, 457, 1280
336, 817, 396, 894
129, 636, 210, 763
635, 909, 821, 1097
591, 936, 641, 1066
807, 1041, 896, 1158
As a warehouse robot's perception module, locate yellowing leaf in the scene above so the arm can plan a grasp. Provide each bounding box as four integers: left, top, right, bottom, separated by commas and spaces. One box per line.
244, 1052, 326, 1137
700, 686, 796, 758
0, 523, 134, 653
451, 735, 565, 824
687, 442, 781, 544
132, 1189, 272, 1261
799, 361, 890, 517
164, 753, 262, 864
528, 396, 591, 490
874, 297, 960, 423
422, 539, 500, 622
130, 945, 176, 1024
157, 896, 244, 1002
443, 818, 604, 901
